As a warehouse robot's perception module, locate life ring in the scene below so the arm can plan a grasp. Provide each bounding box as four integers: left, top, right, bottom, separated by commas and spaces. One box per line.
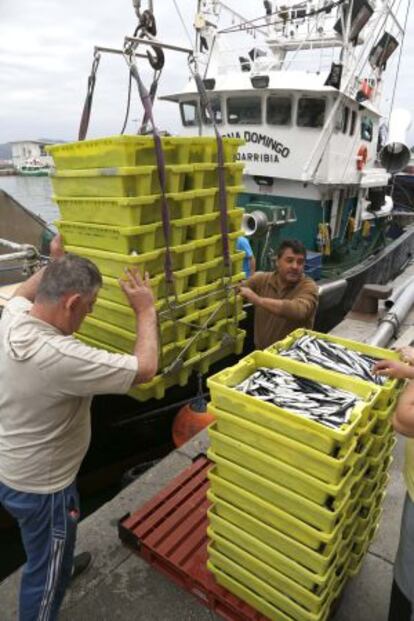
356, 146, 368, 171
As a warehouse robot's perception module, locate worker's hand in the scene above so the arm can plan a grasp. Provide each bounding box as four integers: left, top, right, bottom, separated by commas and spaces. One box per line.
373, 359, 413, 380
239, 286, 259, 305
50, 233, 65, 260
398, 346, 414, 365
119, 269, 155, 315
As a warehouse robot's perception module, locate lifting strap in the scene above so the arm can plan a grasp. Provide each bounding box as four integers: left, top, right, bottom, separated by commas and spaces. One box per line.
190, 63, 232, 276
78, 53, 101, 141
128, 60, 175, 293
189, 58, 238, 346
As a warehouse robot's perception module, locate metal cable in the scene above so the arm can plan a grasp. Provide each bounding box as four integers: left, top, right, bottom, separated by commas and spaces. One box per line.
172, 0, 195, 48
120, 69, 133, 134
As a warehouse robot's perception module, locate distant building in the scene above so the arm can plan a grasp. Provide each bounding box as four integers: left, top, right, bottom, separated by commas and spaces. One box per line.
9, 139, 57, 170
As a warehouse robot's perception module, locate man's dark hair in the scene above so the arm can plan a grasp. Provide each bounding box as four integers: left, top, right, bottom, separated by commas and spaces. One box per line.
36, 253, 102, 303
276, 239, 307, 259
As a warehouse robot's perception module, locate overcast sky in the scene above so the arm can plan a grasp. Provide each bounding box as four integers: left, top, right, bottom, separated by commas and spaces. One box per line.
1, 0, 413, 144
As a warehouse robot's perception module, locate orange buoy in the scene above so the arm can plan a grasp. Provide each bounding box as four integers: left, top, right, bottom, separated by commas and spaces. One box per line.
172, 399, 215, 448
356, 145, 368, 171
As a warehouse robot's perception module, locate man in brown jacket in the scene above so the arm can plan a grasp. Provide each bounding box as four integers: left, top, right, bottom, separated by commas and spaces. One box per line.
239, 239, 318, 349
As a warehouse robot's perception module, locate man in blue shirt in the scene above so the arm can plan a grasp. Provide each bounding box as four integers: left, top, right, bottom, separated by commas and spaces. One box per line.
236, 235, 256, 278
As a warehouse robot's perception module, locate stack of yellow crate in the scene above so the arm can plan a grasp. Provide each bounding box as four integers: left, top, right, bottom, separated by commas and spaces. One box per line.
47, 135, 246, 401
205, 335, 401, 621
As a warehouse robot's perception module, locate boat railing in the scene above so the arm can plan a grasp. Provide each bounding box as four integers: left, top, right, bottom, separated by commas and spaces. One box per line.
0, 238, 40, 270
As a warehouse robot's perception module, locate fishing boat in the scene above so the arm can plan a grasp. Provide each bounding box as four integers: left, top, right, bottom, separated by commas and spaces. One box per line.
19, 158, 51, 176
68, 0, 413, 324
156, 0, 413, 321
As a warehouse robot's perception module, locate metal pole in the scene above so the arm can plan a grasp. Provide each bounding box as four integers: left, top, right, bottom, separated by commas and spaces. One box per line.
94, 45, 147, 59
368, 280, 414, 347
384, 275, 414, 309
124, 36, 194, 54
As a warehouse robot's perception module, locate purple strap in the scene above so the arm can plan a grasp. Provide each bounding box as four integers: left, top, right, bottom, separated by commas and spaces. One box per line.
130, 63, 174, 285
193, 71, 231, 273
78, 55, 100, 141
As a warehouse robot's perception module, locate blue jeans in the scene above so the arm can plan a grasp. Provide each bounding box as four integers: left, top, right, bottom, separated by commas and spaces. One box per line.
0, 480, 79, 621
394, 493, 414, 621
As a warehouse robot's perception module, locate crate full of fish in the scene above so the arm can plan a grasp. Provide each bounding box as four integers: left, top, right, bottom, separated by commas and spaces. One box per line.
207, 350, 381, 457
267, 328, 402, 409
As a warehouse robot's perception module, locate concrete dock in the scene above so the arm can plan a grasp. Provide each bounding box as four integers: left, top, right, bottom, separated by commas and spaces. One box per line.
2, 263, 414, 620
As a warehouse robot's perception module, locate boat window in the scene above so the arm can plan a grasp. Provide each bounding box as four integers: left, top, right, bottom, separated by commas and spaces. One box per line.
267, 97, 292, 125
202, 97, 223, 125
349, 110, 357, 136
180, 101, 199, 127
227, 97, 262, 124
342, 106, 350, 134
361, 116, 373, 142
297, 98, 326, 128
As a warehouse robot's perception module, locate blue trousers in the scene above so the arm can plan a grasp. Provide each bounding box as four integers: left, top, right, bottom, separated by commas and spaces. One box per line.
0, 480, 79, 621
393, 493, 414, 621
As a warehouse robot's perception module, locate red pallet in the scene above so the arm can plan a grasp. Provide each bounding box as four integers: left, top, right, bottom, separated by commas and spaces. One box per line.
118, 455, 268, 621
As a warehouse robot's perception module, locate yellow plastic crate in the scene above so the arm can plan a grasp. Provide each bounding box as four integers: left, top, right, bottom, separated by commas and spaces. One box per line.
196, 313, 245, 354
368, 421, 394, 458
267, 328, 401, 409
60, 214, 238, 255
191, 185, 242, 216
361, 470, 390, 501
86, 299, 243, 350
355, 504, 382, 537
209, 407, 359, 485
78, 312, 192, 351
100, 267, 197, 307
186, 137, 243, 164
190, 162, 244, 190
55, 194, 158, 226
369, 435, 396, 469
47, 135, 243, 168
207, 529, 348, 615
208, 350, 380, 457
160, 281, 229, 318
73, 332, 196, 401
192, 232, 240, 264
51, 164, 193, 197
347, 517, 381, 578
207, 512, 350, 594
47, 135, 194, 169
66, 244, 165, 278
208, 423, 356, 508
57, 220, 163, 254
207, 492, 347, 575
100, 273, 162, 306
207, 550, 347, 621
374, 395, 397, 426
190, 251, 245, 287
209, 451, 350, 533
195, 330, 246, 375
208, 468, 347, 551
54, 191, 205, 227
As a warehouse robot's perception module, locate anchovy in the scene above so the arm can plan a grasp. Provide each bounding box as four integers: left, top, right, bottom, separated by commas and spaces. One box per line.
279, 336, 386, 385
235, 366, 358, 429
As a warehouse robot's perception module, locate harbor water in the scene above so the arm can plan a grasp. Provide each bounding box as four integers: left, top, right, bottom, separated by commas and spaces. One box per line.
0, 175, 58, 224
